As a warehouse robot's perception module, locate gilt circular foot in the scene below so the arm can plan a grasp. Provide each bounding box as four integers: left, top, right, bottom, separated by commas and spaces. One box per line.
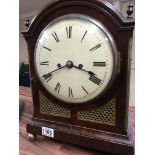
28, 133, 36, 141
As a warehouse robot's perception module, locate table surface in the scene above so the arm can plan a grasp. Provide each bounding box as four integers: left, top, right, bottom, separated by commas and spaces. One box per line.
19, 86, 135, 155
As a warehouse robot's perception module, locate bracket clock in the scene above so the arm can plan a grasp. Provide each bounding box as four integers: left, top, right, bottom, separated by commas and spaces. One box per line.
22, 0, 135, 155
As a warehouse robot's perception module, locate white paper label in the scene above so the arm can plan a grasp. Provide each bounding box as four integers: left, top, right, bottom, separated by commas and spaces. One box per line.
42, 127, 54, 138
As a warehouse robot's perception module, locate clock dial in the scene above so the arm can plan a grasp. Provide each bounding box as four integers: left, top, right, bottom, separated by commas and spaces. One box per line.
35, 14, 117, 104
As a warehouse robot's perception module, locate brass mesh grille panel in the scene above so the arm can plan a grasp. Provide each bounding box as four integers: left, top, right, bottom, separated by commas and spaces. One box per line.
39, 92, 70, 118
77, 98, 115, 126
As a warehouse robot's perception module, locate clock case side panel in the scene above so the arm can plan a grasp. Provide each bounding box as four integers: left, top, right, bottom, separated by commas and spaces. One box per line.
22, 0, 134, 136
114, 29, 134, 133
21, 38, 40, 118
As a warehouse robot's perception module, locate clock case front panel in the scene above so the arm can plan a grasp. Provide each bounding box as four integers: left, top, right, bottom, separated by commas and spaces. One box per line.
35, 14, 119, 105
22, 0, 134, 155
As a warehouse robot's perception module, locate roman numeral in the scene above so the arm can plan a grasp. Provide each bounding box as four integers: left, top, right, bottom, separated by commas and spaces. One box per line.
66, 26, 72, 38
43, 46, 51, 51
52, 32, 59, 42
42, 73, 53, 82
89, 75, 101, 85
55, 82, 61, 93
82, 86, 88, 94
69, 87, 73, 98
93, 62, 106, 67
90, 44, 101, 52
81, 30, 87, 42
40, 61, 49, 66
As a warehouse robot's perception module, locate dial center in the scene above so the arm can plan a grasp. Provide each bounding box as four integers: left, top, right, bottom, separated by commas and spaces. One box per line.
66, 60, 73, 69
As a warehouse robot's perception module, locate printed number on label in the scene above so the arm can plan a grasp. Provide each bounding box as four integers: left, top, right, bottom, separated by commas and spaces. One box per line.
42, 127, 54, 138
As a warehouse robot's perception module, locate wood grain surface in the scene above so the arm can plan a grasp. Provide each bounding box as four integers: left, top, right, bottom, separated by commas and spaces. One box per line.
19, 86, 134, 155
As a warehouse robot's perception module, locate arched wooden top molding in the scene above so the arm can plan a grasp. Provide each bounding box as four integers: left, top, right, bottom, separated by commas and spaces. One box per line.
22, 0, 135, 37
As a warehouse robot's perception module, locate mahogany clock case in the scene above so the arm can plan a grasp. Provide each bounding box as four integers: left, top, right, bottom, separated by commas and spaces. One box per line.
34, 13, 120, 106
22, 0, 135, 155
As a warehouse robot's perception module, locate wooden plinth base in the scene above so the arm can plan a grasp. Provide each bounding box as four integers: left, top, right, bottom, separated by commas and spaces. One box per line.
27, 118, 134, 155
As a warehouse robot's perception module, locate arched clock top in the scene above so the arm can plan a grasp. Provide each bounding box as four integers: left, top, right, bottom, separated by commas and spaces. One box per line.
22, 0, 134, 38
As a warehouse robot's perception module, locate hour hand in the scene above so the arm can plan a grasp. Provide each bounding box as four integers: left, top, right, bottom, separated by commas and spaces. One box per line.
87, 71, 96, 76
79, 67, 96, 76
72, 64, 96, 76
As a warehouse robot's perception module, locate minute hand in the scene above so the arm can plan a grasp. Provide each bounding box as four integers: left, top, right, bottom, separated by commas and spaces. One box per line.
73, 65, 96, 76
42, 65, 66, 78
49, 65, 66, 74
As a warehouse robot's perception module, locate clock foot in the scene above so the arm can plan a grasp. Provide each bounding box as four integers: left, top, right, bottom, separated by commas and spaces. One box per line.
28, 133, 37, 141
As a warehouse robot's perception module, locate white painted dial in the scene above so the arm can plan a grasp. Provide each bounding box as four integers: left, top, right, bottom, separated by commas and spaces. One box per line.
35, 14, 117, 104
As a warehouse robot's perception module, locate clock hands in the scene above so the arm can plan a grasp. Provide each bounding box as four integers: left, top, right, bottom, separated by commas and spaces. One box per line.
66, 60, 96, 76
42, 60, 96, 80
